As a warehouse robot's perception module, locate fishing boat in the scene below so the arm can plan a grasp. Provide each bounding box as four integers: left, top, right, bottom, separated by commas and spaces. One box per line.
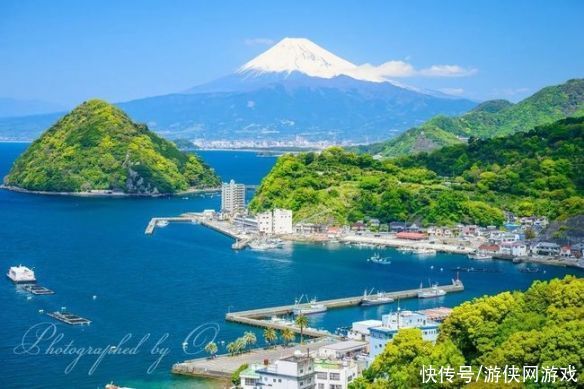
412, 248, 437, 256
367, 252, 391, 264
249, 238, 284, 250
468, 252, 493, 260
361, 289, 395, 306
397, 247, 413, 253
417, 282, 446, 298
6, 265, 36, 284
293, 296, 327, 315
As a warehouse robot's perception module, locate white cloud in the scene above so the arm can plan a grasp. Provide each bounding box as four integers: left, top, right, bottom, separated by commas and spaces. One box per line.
244, 38, 275, 46
349, 62, 477, 80
419, 65, 478, 77
439, 87, 465, 96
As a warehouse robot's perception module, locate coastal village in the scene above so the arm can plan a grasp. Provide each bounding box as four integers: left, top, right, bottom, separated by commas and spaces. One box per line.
145, 179, 584, 388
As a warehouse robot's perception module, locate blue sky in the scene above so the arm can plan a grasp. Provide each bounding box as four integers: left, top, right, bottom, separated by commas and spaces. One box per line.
1, 0, 583, 107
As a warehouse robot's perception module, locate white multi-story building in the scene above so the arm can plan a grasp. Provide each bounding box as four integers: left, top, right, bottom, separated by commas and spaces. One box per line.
250, 354, 316, 389
347, 320, 383, 342
273, 208, 293, 234
221, 179, 245, 213
257, 211, 273, 234
368, 310, 439, 361
255, 208, 293, 235
314, 359, 359, 389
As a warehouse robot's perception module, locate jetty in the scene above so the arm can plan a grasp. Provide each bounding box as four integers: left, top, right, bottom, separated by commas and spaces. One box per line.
47, 311, 91, 325
225, 280, 464, 336
145, 216, 199, 235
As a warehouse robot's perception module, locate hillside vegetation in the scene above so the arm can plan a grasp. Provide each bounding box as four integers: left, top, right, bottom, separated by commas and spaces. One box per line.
358, 78, 584, 158
4, 99, 220, 194
351, 276, 584, 388
249, 117, 584, 226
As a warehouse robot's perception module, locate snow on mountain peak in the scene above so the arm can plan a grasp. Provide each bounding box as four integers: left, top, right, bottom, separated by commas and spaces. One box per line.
238, 37, 362, 80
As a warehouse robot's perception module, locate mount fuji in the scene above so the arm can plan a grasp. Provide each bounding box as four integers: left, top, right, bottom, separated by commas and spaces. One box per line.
0, 38, 476, 143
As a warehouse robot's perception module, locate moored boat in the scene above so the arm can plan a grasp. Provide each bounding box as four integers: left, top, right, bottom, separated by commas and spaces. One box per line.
367, 252, 391, 264
417, 283, 446, 298
413, 248, 437, 256
156, 219, 169, 227
361, 289, 395, 306
293, 296, 327, 315
6, 265, 36, 284
468, 252, 493, 260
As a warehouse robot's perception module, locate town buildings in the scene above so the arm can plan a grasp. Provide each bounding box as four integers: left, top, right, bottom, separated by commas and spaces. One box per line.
257, 209, 294, 235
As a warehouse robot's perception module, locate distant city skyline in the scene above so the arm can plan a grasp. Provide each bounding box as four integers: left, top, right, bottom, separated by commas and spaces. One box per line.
1, 0, 583, 107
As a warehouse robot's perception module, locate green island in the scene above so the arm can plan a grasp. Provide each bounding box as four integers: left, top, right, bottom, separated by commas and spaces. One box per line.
249, 117, 584, 227
351, 276, 583, 388
357, 78, 584, 158
3, 99, 220, 195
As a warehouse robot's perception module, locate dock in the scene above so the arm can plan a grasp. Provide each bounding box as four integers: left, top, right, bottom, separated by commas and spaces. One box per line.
144, 216, 199, 235
47, 311, 91, 325
21, 284, 55, 295
225, 280, 464, 337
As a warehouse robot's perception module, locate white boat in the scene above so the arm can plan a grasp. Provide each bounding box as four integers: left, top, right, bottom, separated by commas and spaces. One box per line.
6, 265, 36, 284
361, 290, 395, 306
413, 248, 437, 256
293, 297, 327, 315
248, 238, 284, 250
397, 247, 413, 253
367, 252, 391, 264
417, 283, 446, 299
156, 220, 169, 227
468, 252, 493, 260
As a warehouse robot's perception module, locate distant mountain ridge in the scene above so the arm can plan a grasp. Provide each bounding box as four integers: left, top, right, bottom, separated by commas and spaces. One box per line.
0, 38, 475, 142
357, 78, 584, 157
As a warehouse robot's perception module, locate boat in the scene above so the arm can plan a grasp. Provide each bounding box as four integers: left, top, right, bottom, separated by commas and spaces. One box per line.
6, 265, 36, 284
156, 220, 169, 227
468, 252, 493, 260
248, 238, 284, 250
367, 252, 391, 264
293, 296, 327, 315
361, 289, 395, 306
417, 282, 446, 299
397, 247, 413, 253
412, 248, 437, 256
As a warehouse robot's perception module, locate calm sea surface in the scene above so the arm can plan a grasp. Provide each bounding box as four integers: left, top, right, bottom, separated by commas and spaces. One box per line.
0, 143, 581, 388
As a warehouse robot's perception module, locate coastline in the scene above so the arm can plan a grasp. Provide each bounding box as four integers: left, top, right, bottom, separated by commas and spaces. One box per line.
0, 184, 221, 198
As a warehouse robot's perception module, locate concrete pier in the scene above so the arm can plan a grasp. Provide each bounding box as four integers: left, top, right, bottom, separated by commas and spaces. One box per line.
225, 280, 464, 336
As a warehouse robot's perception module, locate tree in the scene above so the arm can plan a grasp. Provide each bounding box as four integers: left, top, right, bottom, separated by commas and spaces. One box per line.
226, 341, 237, 356
243, 331, 257, 351
295, 315, 309, 344
231, 363, 249, 386
263, 328, 277, 348
204, 341, 218, 359
281, 328, 295, 346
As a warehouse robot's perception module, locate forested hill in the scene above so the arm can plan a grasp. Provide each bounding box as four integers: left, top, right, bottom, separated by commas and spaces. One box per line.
356, 78, 584, 158
250, 117, 584, 226
4, 100, 220, 194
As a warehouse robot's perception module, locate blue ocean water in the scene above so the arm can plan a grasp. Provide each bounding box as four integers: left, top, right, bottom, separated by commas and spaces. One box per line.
0, 143, 581, 389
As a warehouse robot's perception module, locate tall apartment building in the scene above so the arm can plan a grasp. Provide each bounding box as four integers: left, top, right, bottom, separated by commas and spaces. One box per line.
221, 179, 245, 213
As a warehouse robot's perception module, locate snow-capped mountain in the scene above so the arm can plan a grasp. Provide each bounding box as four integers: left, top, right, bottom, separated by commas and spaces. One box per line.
237, 37, 360, 79
0, 38, 476, 143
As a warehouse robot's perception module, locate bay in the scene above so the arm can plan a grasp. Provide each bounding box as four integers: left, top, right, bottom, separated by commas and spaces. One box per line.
0, 143, 580, 388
